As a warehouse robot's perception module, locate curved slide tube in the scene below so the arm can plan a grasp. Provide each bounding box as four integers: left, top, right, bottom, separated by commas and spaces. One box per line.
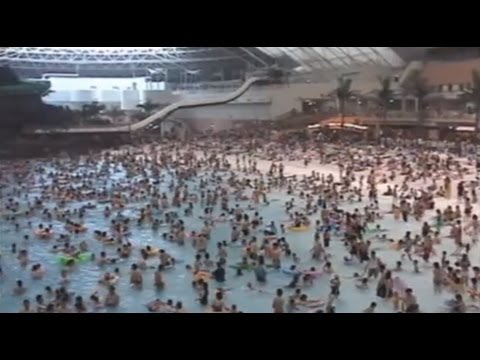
32, 77, 266, 134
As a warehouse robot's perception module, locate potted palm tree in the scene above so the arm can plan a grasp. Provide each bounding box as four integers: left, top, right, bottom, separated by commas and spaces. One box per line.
367, 76, 395, 140
332, 76, 357, 128
401, 69, 431, 126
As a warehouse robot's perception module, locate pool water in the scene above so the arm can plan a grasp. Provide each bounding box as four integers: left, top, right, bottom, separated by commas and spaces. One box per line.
0, 154, 475, 313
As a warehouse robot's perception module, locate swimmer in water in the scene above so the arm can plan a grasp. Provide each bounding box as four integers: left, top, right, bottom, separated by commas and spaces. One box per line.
154, 265, 165, 289
104, 286, 120, 307
362, 302, 377, 313
129, 264, 143, 288
2, 129, 480, 313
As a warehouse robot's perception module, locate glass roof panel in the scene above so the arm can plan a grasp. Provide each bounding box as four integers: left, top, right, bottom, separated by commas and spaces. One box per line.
256, 47, 405, 71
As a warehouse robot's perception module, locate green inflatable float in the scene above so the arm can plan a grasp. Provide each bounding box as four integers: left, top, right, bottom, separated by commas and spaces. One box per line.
57, 252, 92, 265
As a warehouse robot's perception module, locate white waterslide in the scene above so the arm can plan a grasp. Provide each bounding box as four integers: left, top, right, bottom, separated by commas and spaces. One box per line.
32, 77, 265, 134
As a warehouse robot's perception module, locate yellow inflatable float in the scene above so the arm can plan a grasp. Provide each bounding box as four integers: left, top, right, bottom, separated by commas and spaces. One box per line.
288, 226, 310, 232
145, 247, 160, 257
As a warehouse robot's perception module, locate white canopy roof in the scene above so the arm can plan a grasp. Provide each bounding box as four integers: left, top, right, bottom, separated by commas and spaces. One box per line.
256, 47, 405, 72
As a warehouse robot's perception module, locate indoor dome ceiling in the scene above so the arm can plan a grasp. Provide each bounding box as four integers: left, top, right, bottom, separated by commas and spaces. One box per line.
255, 47, 405, 72
0, 47, 419, 80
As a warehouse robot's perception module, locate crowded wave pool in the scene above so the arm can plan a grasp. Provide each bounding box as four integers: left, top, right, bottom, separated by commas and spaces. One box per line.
1, 139, 479, 313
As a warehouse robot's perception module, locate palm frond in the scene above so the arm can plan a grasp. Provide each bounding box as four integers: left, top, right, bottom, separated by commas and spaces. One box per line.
335, 77, 353, 98
401, 69, 430, 100
375, 76, 394, 106
137, 101, 159, 114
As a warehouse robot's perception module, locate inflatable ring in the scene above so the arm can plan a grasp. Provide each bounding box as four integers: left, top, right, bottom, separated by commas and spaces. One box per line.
229, 264, 254, 271
282, 267, 301, 275
7, 211, 24, 218
365, 229, 388, 235
57, 252, 92, 265
288, 226, 310, 232
303, 270, 322, 277
170, 258, 184, 265
194, 271, 211, 282
229, 242, 244, 248
103, 275, 119, 286
146, 248, 160, 257
444, 299, 456, 308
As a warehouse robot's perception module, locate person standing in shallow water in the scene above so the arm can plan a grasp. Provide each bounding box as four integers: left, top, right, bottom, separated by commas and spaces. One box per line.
363, 302, 376, 313
432, 262, 444, 294
376, 270, 393, 299
5, 132, 480, 313
444, 176, 451, 199
272, 288, 284, 313
254, 256, 267, 283
403, 288, 419, 313
198, 281, 209, 306
212, 262, 225, 283
105, 286, 120, 307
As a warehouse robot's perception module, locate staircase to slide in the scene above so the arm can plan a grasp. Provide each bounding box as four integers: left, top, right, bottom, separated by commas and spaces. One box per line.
29, 77, 266, 135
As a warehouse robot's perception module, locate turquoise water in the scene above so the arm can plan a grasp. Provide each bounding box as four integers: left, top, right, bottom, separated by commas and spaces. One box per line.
0, 154, 471, 313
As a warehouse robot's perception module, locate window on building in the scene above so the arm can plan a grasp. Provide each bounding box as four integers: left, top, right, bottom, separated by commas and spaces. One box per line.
448, 84, 453, 92
459, 84, 464, 91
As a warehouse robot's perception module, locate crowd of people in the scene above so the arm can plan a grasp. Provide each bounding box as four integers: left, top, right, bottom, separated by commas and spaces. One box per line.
1, 127, 479, 313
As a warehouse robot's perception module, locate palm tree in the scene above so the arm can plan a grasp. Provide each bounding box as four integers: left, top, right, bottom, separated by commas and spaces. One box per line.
401, 69, 430, 124
35, 104, 74, 131
368, 76, 395, 140
267, 66, 290, 85
42, 89, 55, 98
90, 101, 106, 117
105, 107, 125, 124
459, 69, 480, 131
137, 101, 159, 115
332, 76, 357, 128
81, 101, 106, 124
